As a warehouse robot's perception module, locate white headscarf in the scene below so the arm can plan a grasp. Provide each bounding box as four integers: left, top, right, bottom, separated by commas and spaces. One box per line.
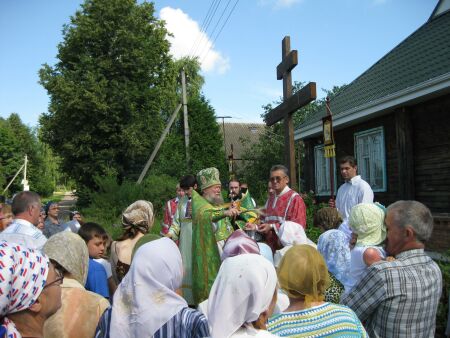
278, 221, 316, 247
110, 237, 187, 338
274, 221, 316, 268
207, 254, 277, 338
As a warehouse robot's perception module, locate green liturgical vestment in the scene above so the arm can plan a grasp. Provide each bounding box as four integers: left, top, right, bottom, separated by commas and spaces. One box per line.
191, 190, 233, 304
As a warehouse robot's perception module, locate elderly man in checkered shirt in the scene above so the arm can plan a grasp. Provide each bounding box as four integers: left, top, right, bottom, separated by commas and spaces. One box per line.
341, 200, 442, 338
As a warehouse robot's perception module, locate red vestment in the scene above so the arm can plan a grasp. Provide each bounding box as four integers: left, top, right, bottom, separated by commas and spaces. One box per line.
262, 186, 306, 252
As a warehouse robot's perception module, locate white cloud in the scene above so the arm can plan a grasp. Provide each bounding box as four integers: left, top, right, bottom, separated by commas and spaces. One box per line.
159, 7, 230, 74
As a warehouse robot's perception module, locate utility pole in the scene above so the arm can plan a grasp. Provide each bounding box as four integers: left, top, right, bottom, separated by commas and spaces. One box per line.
217, 116, 232, 160
181, 69, 190, 168
22, 155, 29, 191
137, 104, 182, 184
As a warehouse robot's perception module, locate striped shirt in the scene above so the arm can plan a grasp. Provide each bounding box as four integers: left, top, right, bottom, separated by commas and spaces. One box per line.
341, 249, 442, 338
267, 302, 367, 337
0, 218, 47, 250
95, 306, 210, 338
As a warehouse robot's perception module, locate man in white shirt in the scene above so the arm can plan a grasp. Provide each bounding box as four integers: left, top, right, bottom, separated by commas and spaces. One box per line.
0, 191, 47, 250
329, 156, 374, 241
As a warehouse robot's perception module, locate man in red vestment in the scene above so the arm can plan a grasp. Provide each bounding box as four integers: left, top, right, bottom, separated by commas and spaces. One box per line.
161, 184, 185, 235
247, 164, 306, 252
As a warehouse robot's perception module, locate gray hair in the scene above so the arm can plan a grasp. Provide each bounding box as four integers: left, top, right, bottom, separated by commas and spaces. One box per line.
387, 200, 434, 242
270, 164, 289, 177
12, 191, 40, 215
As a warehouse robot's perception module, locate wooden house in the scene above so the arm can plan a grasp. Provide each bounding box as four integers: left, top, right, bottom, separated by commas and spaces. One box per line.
295, 0, 450, 251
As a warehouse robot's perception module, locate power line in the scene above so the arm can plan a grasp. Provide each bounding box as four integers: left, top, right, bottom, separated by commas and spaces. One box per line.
189, 0, 222, 58
197, 0, 233, 59
201, 0, 240, 64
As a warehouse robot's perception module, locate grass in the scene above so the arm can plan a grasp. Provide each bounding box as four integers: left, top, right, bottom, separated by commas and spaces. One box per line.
41, 191, 68, 204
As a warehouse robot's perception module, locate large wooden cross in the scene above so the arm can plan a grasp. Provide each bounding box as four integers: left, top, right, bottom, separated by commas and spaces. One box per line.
265, 36, 316, 190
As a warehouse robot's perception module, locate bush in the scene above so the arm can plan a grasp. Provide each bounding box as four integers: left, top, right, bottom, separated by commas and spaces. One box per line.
303, 191, 326, 243
79, 174, 178, 239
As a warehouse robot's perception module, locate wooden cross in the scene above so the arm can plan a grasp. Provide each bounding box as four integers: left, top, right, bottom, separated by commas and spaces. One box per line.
265, 36, 317, 190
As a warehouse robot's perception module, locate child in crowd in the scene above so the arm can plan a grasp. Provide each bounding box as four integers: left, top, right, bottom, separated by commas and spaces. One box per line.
346, 203, 386, 292
94, 233, 117, 298
78, 222, 110, 299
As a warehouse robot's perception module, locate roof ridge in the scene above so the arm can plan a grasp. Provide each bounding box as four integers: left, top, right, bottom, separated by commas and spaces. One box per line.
299, 9, 450, 129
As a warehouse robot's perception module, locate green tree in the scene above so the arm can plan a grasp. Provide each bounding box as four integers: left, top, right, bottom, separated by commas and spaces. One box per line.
39, 0, 176, 189
150, 58, 226, 180
153, 93, 227, 180
0, 114, 58, 197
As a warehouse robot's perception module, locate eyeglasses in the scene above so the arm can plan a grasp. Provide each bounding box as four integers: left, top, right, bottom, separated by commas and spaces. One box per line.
270, 175, 287, 182
44, 269, 64, 289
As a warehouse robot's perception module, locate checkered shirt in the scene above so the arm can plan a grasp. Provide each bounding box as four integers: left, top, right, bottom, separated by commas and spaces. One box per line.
341, 249, 442, 338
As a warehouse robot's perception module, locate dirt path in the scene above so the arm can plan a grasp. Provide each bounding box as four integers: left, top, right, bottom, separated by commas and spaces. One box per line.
57, 192, 77, 221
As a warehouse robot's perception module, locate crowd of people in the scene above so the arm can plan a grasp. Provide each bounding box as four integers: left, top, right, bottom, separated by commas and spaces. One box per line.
0, 156, 445, 338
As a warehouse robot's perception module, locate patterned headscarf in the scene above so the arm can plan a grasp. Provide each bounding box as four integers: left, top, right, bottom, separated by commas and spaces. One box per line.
277, 245, 330, 307
121, 200, 155, 234
0, 242, 50, 337
43, 232, 89, 285
221, 230, 260, 261
317, 230, 351, 288
349, 203, 386, 246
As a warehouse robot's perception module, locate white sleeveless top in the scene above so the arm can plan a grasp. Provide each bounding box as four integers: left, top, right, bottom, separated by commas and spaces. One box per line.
347, 245, 386, 292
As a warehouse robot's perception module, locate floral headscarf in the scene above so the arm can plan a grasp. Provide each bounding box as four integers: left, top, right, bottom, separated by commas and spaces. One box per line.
317, 230, 352, 288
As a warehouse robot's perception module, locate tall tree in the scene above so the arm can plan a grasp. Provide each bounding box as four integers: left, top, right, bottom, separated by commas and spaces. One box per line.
0, 114, 58, 197
39, 0, 175, 189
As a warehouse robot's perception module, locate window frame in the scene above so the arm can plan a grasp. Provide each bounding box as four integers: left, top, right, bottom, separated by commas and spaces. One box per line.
353, 126, 387, 192
314, 144, 337, 196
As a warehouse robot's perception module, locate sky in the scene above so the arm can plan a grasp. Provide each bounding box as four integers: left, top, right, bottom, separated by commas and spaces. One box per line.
0, 0, 438, 128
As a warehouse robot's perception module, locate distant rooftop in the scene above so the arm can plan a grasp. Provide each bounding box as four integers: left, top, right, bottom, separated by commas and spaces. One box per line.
218, 122, 265, 160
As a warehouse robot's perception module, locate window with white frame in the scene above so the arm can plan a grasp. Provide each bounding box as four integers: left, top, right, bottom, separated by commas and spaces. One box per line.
314, 145, 337, 196
354, 127, 387, 192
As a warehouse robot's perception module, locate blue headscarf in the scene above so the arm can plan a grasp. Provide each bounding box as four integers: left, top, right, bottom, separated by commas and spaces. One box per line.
317, 229, 351, 288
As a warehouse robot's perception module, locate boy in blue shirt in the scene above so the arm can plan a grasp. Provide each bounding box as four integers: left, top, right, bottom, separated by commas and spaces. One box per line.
78, 222, 110, 299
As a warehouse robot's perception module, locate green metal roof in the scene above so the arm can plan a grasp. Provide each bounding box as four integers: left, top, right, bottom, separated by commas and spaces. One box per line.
299, 8, 450, 131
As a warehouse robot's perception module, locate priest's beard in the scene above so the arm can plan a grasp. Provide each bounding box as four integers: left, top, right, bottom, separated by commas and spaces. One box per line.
204, 192, 224, 206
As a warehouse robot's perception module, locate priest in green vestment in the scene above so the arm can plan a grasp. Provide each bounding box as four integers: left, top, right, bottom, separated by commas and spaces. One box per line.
191, 167, 240, 304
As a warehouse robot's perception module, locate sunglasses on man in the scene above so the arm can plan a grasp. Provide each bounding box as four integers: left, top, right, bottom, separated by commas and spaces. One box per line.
270, 175, 287, 182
